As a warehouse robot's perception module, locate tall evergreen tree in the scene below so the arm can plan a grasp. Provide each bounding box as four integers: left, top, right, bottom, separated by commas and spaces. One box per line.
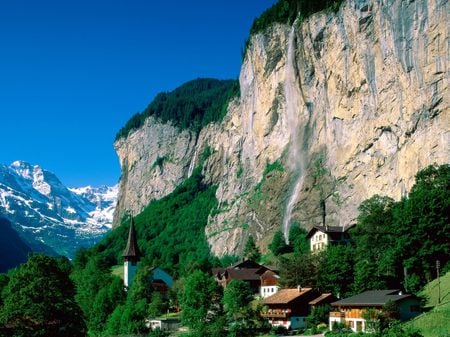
269, 230, 289, 256
243, 235, 261, 262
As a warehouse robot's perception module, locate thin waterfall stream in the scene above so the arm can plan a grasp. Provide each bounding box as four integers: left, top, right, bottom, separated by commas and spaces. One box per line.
282, 20, 307, 243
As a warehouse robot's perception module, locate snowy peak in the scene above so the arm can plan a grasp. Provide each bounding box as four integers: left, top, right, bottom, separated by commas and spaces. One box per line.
0, 161, 118, 258
69, 184, 118, 228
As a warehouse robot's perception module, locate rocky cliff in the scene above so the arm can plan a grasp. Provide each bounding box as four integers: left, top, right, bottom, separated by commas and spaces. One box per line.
113, 0, 449, 256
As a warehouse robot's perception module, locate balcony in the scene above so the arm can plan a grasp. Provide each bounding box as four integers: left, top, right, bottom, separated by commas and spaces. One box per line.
261, 309, 291, 318
330, 311, 345, 318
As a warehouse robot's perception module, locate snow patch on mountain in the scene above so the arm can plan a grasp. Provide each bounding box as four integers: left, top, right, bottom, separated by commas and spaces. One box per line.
0, 161, 118, 257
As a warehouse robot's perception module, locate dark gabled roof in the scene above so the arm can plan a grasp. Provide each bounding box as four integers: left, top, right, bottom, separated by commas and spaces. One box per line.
331, 290, 414, 307
306, 225, 353, 239
226, 268, 262, 281
263, 288, 312, 304
309, 293, 335, 305
229, 259, 265, 270
123, 217, 142, 259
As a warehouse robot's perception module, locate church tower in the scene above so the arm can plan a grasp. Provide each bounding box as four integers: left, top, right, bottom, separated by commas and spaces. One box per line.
123, 216, 141, 288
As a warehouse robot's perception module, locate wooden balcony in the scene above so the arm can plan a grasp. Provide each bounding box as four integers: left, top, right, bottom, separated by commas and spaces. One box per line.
330, 311, 345, 318
261, 311, 289, 318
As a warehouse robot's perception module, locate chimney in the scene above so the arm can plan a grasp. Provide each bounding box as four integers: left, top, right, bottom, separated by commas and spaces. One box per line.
297, 285, 302, 292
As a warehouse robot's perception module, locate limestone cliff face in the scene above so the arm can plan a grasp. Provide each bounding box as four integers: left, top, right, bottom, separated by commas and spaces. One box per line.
114, 0, 449, 256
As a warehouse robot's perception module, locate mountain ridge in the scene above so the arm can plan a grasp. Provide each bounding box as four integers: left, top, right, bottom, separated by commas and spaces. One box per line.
0, 161, 118, 258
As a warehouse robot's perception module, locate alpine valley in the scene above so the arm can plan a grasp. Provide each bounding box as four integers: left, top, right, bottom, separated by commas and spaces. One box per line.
0, 161, 118, 261
113, 0, 448, 256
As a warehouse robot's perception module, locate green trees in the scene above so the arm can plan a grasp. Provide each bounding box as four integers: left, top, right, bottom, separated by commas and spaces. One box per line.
222, 280, 254, 319
116, 78, 239, 140
394, 164, 450, 291
269, 230, 289, 256
0, 254, 86, 337
288, 225, 309, 255
249, 0, 344, 36
351, 164, 450, 293
243, 235, 261, 262
71, 255, 125, 336
352, 195, 397, 292
317, 245, 354, 297
181, 271, 224, 336
90, 167, 218, 279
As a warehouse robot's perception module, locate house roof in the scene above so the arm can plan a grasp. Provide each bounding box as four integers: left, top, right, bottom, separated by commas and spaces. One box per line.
331, 290, 414, 307
123, 217, 141, 259
309, 293, 335, 305
263, 288, 312, 304
229, 259, 265, 270
306, 225, 353, 239
212, 260, 277, 280
226, 268, 262, 281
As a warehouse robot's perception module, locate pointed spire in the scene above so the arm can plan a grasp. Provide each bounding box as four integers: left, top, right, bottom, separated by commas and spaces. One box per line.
123, 215, 141, 263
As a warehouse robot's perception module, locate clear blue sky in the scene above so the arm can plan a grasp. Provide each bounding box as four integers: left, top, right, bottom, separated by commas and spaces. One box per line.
0, 0, 276, 187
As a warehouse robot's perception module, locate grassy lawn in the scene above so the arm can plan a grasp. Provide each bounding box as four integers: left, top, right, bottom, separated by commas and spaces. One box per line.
111, 265, 124, 280
404, 271, 450, 337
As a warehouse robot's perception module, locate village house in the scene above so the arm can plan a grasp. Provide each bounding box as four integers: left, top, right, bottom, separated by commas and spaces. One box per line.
149, 267, 173, 294
260, 269, 280, 298
329, 289, 422, 332
212, 259, 278, 294
261, 287, 335, 330
306, 225, 352, 252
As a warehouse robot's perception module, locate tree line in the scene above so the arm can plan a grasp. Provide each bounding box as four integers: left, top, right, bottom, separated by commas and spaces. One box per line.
115, 78, 239, 141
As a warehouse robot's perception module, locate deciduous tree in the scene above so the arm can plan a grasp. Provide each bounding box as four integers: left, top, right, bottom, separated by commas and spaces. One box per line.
0, 254, 86, 337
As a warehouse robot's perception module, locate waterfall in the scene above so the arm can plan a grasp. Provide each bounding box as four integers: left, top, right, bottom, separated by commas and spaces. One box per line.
282, 20, 306, 243
188, 146, 199, 177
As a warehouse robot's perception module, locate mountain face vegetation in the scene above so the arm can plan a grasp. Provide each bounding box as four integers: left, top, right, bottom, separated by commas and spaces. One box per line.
0, 218, 32, 273
249, 0, 343, 36
115, 78, 239, 140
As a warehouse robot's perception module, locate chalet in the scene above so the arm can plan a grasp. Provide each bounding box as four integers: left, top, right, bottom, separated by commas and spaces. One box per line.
306, 225, 352, 252
260, 270, 280, 298
329, 290, 422, 332
149, 267, 173, 293
212, 259, 277, 294
261, 287, 319, 330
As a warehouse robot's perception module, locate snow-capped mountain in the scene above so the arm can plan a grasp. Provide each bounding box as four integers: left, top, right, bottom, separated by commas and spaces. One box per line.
0, 161, 118, 258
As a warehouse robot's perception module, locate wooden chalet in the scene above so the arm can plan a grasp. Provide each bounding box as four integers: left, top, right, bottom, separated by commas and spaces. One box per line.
329, 290, 422, 332
261, 287, 318, 330
212, 259, 277, 294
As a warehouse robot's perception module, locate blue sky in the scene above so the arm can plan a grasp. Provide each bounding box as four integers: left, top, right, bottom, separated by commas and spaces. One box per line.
0, 0, 276, 187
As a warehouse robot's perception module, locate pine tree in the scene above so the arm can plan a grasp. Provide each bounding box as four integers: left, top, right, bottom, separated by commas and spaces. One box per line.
243, 235, 261, 261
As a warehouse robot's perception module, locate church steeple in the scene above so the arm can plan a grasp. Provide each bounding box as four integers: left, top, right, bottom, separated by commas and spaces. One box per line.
123, 216, 141, 288
123, 216, 141, 265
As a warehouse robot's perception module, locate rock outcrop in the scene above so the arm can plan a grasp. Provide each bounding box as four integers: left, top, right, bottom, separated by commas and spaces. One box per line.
113, 0, 449, 256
